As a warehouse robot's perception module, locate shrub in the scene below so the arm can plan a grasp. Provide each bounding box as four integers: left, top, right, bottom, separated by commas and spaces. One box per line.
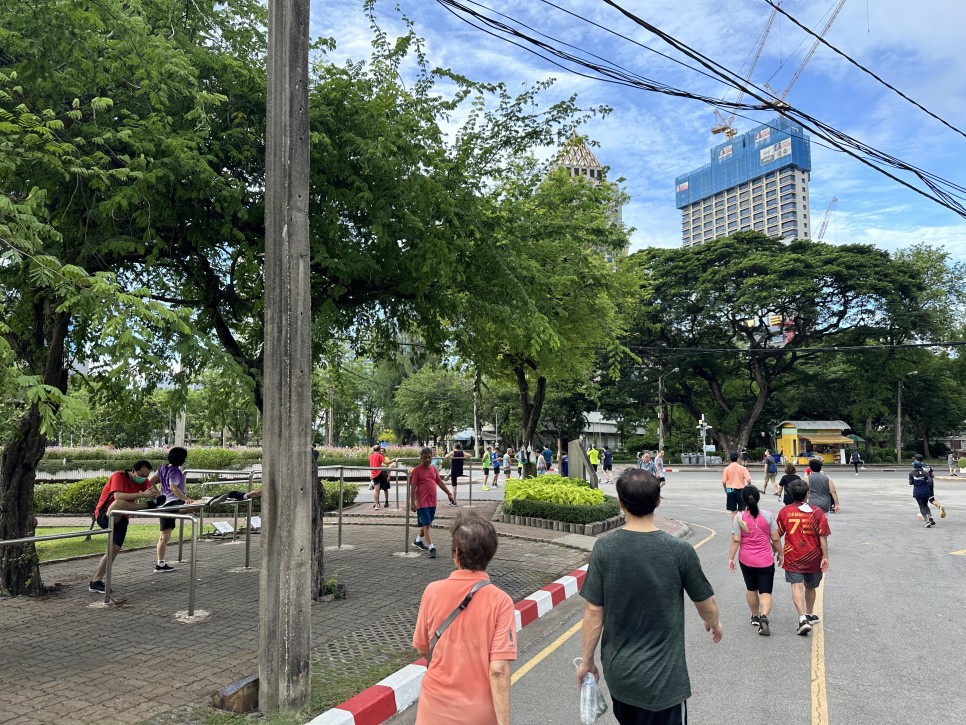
321, 481, 359, 511
57, 477, 107, 515
503, 496, 620, 524
184, 448, 239, 470
505, 476, 603, 506
34, 483, 62, 514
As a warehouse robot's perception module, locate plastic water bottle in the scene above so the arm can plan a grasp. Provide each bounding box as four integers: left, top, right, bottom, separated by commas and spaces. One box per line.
580, 672, 598, 725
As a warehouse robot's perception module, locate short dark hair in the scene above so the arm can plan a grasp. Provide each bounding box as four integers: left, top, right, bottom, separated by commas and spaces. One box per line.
130, 460, 152, 474
789, 479, 809, 502
372, 444, 381, 452
615, 468, 661, 517
809, 458, 823, 472
450, 509, 498, 571
167, 447, 188, 466
730, 451, 739, 461
785, 463, 796, 475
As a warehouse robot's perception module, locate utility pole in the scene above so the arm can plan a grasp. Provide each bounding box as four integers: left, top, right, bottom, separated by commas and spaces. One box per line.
697, 414, 712, 469
494, 407, 499, 449
896, 371, 918, 465
657, 367, 678, 453
260, 0, 312, 713
473, 391, 480, 458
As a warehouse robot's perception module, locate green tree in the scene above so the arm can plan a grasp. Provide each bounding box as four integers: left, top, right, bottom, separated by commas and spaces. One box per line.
394, 367, 472, 443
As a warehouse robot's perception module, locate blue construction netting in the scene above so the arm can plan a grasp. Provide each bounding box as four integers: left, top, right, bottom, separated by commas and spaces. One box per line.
675, 116, 811, 208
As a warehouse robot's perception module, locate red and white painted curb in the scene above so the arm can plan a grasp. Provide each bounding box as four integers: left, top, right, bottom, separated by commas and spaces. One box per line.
306, 564, 590, 725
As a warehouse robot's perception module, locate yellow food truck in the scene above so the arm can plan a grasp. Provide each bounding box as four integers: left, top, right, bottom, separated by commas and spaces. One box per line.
776, 420, 856, 465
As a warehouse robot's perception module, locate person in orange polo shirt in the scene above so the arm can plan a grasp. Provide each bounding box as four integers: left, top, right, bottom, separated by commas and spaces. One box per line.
722, 450, 752, 518
412, 510, 516, 725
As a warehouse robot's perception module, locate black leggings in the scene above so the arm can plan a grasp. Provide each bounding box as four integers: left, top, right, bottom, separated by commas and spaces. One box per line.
915, 497, 932, 520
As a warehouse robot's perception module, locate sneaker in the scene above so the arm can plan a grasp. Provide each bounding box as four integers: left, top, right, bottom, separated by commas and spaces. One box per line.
750, 615, 761, 629
480, 485, 490, 491
806, 614, 820, 624
154, 563, 174, 572
797, 619, 812, 636
925, 520, 935, 528
412, 539, 429, 551
449, 500, 459, 507
89, 580, 106, 593
940, 506, 946, 518
758, 616, 770, 636
428, 548, 437, 559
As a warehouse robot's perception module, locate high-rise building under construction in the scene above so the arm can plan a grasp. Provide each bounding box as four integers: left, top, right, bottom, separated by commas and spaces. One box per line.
674, 117, 811, 247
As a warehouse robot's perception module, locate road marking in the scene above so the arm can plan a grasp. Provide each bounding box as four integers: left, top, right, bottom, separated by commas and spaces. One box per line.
511, 620, 582, 685
811, 582, 828, 725
950, 549, 966, 556
511, 523, 718, 686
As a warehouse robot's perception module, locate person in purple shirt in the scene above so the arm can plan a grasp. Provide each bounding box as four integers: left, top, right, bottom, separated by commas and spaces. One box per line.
150, 447, 198, 572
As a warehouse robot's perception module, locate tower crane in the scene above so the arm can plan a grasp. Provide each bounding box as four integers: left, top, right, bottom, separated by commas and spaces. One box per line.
816, 196, 837, 242
766, 0, 848, 109
711, 3, 781, 139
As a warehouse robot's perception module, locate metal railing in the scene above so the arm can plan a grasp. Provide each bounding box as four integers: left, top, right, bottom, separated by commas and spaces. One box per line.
184, 469, 258, 568
0, 528, 111, 548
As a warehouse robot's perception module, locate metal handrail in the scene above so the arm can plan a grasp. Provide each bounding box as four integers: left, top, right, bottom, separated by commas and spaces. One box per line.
106, 509, 199, 616
0, 528, 110, 547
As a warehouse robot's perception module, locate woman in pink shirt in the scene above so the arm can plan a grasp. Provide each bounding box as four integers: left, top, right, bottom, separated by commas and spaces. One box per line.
727, 485, 783, 636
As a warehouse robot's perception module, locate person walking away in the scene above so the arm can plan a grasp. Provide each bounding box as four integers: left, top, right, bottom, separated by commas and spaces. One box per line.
502, 448, 513, 484
805, 459, 841, 514
410, 447, 457, 558
587, 444, 601, 475
654, 449, 666, 487
490, 447, 501, 488
762, 450, 778, 494
910, 455, 945, 526
152, 447, 198, 572
444, 444, 465, 506
369, 444, 397, 510
777, 464, 800, 504
722, 451, 752, 518
541, 445, 553, 471
480, 446, 491, 491
850, 449, 862, 475
517, 448, 525, 477
602, 446, 614, 484
412, 510, 516, 725
728, 486, 782, 636
948, 451, 959, 477
89, 460, 158, 593
777, 480, 830, 636
577, 469, 722, 724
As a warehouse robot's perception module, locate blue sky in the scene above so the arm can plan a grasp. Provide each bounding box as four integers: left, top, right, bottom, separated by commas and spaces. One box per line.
315, 1, 966, 258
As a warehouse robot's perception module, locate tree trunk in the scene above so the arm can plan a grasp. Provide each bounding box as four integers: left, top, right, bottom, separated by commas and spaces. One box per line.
514, 365, 547, 478
311, 472, 325, 601
921, 428, 930, 459
864, 416, 874, 459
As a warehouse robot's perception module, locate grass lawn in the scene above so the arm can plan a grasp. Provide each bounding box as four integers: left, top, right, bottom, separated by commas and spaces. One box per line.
35, 525, 160, 562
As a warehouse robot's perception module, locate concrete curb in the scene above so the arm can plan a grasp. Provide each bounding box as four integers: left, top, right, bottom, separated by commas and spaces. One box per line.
303, 518, 694, 725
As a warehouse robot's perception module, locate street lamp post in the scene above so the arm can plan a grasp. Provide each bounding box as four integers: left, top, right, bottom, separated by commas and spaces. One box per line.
896, 371, 918, 464
657, 367, 679, 453
494, 407, 499, 449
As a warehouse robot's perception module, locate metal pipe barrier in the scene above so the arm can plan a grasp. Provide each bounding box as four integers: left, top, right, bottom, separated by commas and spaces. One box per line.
106, 509, 199, 616
321, 464, 410, 550
0, 528, 110, 547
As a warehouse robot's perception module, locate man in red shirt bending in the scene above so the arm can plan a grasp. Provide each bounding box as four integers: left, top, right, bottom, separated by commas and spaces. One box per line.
777, 479, 830, 637
409, 447, 456, 559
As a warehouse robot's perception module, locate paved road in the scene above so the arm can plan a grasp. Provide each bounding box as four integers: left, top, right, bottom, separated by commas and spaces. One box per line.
391, 467, 966, 725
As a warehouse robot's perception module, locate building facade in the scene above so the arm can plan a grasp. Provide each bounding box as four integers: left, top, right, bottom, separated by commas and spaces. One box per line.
675, 117, 812, 247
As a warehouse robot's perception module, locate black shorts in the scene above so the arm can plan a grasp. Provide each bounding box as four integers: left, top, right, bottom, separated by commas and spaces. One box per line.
725, 489, 746, 511
96, 510, 128, 548
603, 464, 613, 471
739, 562, 775, 594
159, 498, 183, 531
373, 471, 390, 490
613, 697, 687, 725
450, 469, 462, 484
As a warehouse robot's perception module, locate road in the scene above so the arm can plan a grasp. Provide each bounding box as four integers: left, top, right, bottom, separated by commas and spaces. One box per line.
389, 466, 966, 724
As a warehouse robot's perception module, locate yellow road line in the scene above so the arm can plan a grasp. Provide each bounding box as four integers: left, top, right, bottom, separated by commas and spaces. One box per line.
511, 620, 582, 685
511, 522, 718, 687
950, 549, 966, 556
811, 581, 828, 725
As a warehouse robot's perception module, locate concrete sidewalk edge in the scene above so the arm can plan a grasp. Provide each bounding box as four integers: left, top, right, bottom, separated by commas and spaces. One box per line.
304, 519, 691, 725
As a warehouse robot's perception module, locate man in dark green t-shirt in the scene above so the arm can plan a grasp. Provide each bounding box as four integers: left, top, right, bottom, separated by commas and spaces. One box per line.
577, 469, 722, 725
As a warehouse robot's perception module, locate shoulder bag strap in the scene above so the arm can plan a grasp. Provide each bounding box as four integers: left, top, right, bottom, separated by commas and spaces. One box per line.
426, 580, 490, 665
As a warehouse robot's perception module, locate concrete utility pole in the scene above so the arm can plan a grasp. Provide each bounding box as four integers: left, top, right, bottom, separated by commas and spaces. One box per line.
260, 0, 312, 713
657, 367, 678, 453
896, 371, 918, 465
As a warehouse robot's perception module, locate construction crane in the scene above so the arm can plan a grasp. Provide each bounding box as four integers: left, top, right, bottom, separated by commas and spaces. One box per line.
711, 3, 781, 139
766, 0, 848, 109
816, 196, 837, 242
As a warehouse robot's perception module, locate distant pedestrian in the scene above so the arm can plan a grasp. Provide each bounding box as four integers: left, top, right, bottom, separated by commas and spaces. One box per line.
728, 486, 782, 637
640, 453, 656, 476
368, 444, 397, 510
517, 448, 525, 477
777, 480, 830, 636
431, 446, 443, 474
722, 451, 752, 517
89, 460, 158, 593
588, 444, 601, 475
602, 445, 614, 483
850, 449, 862, 475
777, 464, 799, 504
948, 452, 959, 477
502, 448, 513, 483
910, 455, 945, 527
410, 447, 456, 559
541, 445, 553, 470
762, 450, 778, 494
636, 451, 644, 469
577, 469, 721, 724
490, 447, 501, 488
412, 509, 516, 725
805, 459, 841, 514
151, 446, 198, 573
480, 446, 491, 491
444, 444, 465, 506
536, 454, 547, 475
740, 448, 749, 467
654, 449, 666, 486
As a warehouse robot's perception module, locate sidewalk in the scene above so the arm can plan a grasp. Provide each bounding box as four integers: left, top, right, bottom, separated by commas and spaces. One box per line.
5, 513, 684, 724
